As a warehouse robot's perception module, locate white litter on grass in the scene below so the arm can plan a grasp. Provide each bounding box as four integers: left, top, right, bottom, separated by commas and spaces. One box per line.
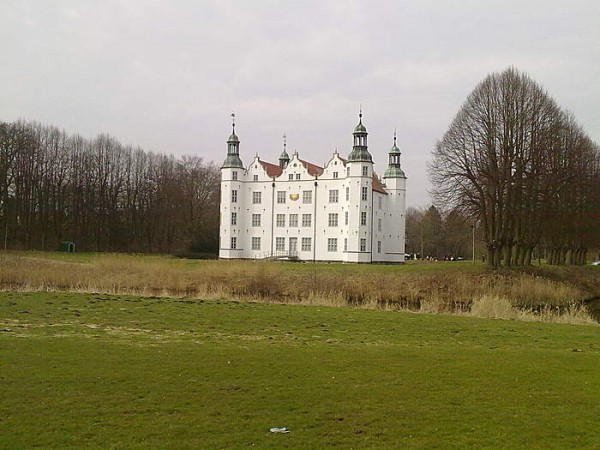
269, 427, 289, 433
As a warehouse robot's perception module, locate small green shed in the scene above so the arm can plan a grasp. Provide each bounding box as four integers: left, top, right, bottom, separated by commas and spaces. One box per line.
59, 241, 76, 253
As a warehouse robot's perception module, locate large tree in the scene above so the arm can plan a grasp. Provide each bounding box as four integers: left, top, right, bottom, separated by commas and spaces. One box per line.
430, 67, 599, 267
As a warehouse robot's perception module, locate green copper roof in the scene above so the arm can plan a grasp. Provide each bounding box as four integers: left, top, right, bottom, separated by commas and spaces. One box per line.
384, 166, 406, 178
348, 148, 373, 162
279, 149, 290, 160
353, 122, 367, 133
227, 133, 239, 143
222, 154, 244, 169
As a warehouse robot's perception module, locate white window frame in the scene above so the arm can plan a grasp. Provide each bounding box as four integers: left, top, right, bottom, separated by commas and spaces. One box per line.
302, 214, 312, 227
252, 214, 261, 227
289, 214, 298, 227
327, 238, 338, 252
253, 191, 262, 204
231, 237, 237, 249
301, 237, 311, 252
276, 214, 285, 227
360, 238, 366, 252
328, 213, 338, 227
277, 191, 286, 204
302, 190, 312, 204
361, 211, 367, 226
231, 212, 237, 226
252, 237, 261, 251
231, 190, 238, 203
275, 237, 285, 251
361, 186, 368, 201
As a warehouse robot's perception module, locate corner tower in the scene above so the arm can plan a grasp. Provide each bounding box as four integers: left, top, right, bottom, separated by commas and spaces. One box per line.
382, 131, 407, 263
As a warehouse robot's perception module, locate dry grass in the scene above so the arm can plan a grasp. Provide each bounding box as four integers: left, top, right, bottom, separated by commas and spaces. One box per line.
1, 252, 597, 325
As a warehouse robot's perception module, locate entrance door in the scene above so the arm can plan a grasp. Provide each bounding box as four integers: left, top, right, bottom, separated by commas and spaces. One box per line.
289, 237, 297, 256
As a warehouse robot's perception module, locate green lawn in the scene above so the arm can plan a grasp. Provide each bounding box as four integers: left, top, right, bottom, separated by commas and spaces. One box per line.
1, 291, 598, 449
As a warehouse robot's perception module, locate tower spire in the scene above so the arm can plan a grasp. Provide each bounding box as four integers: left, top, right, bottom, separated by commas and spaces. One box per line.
279, 132, 290, 169
222, 112, 243, 169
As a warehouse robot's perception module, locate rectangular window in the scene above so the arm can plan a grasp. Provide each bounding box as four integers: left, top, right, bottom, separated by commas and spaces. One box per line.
345, 211, 349, 225
362, 166, 369, 177
231, 212, 237, 226
301, 237, 311, 252
252, 214, 261, 227
252, 237, 261, 251
232, 171, 238, 180
302, 213, 312, 227
346, 167, 350, 176
302, 190, 312, 204
276, 214, 285, 227
361, 186, 368, 201
231, 190, 238, 203
295, 173, 301, 180
344, 238, 347, 251
327, 238, 337, 252
277, 191, 286, 204
289, 214, 298, 227
346, 186, 349, 201
377, 241, 382, 253
289, 174, 294, 180
378, 196, 382, 209
333, 172, 338, 179
231, 237, 237, 249
378, 218, 382, 232
275, 237, 285, 251
253, 191, 262, 204
360, 238, 367, 252
329, 189, 339, 203
328, 213, 338, 227
253, 174, 258, 181
361, 211, 367, 226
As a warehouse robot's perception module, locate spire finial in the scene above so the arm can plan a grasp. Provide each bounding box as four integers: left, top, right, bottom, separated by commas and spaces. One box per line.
394, 127, 397, 145
359, 104, 362, 123
283, 133, 287, 152
231, 112, 236, 132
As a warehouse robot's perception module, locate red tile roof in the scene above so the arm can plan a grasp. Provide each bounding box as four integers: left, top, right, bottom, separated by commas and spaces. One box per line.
372, 174, 388, 194
259, 160, 282, 177
299, 159, 324, 177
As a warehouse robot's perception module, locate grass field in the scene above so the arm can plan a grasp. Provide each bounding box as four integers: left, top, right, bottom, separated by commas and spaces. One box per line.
1, 251, 598, 323
1, 290, 599, 448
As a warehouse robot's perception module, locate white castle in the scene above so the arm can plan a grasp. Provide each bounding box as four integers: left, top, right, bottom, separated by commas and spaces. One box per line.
219, 112, 407, 263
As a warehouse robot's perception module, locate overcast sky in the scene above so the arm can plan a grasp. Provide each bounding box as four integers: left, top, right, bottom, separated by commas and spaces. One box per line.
1, 0, 599, 207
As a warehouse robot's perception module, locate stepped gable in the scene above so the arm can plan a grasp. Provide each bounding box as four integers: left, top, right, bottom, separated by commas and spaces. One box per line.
298, 159, 324, 177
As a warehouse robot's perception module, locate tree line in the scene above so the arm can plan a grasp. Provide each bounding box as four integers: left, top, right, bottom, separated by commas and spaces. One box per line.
0, 120, 220, 253
430, 68, 599, 267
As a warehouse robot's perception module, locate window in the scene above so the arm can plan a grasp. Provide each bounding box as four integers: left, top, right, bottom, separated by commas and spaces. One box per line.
344, 238, 348, 251
289, 174, 294, 180
345, 211, 348, 225
360, 238, 366, 252
231, 237, 237, 249
346, 167, 350, 176
346, 186, 349, 201
301, 237, 311, 252
362, 166, 369, 177
361, 211, 367, 226
252, 214, 261, 227
361, 186, 368, 201
276, 214, 285, 227
231, 190, 238, 203
252, 237, 261, 251
333, 172, 338, 179
295, 173, 301, 180
329, 189, 339, 203
328, 213, 338, 227
289, 214, 298, 227
253, 174, 258, 181
232, 171, 238, 180
253, 191, 262, 204
231, 212, 237, 226
378, 196, 382, 209
377, 241, 382, 253
378, 218, 382, 232
275, 237, 285, 251
302, 213, 312, 227
277, 191, 286, 204
327, 238, 337, 252
302, 190, 312, 204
